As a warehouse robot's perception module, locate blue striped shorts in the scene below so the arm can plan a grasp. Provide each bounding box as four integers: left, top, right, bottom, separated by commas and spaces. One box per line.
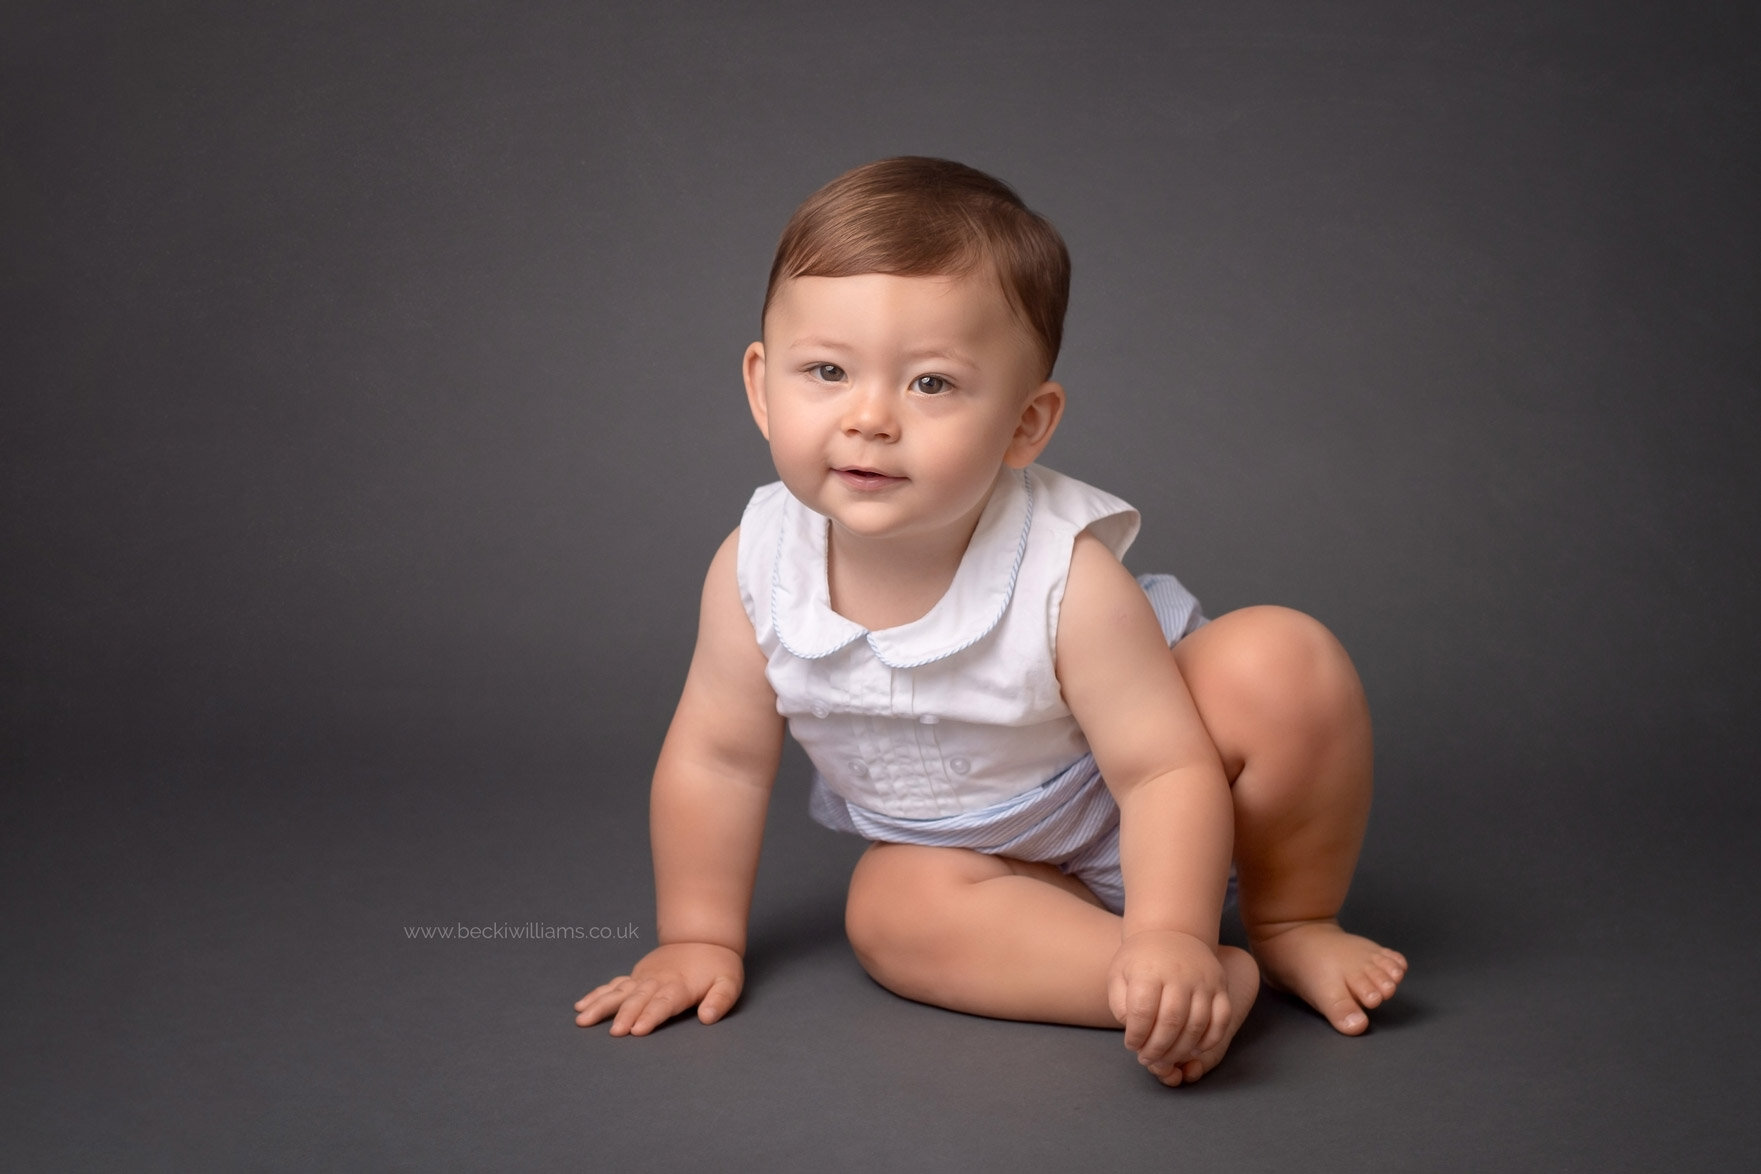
809, 573, 1220, 915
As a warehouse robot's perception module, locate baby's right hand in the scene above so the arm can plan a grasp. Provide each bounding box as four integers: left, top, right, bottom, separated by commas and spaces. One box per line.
573, 942, 744, 1036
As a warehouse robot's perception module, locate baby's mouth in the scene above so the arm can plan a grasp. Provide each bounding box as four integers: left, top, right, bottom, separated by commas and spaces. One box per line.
836, 467, 904, 489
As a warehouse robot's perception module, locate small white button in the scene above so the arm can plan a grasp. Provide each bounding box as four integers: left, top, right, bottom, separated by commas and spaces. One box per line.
918, 714, 939, 725
849, 760, 869, 778
948, 757, 970, 775
810, 703, 830, 719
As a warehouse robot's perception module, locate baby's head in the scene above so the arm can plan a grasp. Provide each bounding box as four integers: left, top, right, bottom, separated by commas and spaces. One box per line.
762, 157, 1070, 380
746, 161, 1073, 535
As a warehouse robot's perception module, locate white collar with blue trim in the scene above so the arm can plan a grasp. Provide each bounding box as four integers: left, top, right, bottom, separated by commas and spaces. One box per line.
770, 468, 1035, 670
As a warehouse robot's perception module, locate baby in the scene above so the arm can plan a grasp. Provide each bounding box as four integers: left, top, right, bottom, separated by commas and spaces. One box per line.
575, 157, 1406, 1085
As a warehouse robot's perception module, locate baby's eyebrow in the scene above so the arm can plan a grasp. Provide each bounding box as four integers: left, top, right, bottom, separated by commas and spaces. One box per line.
902, 346, 979, 369
783, 336, 854, 354
779, 337, 979, 370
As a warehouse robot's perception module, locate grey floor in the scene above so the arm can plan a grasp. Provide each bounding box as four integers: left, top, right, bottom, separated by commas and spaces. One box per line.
5, 2, 1758, 1170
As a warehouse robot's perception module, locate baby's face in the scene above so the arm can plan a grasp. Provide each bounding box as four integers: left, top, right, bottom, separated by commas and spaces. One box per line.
743, 271, 1061, 549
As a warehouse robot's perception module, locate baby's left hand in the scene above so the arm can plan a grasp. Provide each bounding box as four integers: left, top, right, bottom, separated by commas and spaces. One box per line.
1107, 929, 1231, 1075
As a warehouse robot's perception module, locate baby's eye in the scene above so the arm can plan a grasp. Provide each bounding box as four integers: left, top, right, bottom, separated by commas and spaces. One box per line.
912, 374, 950, 395
810, 363, 846, 382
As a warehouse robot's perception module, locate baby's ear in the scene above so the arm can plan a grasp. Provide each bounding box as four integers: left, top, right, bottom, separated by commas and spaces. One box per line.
1003, 380, 1065, 468
742, 342, 770, 440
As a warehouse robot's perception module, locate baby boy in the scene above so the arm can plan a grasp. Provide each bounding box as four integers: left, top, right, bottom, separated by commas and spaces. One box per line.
575, 157, 1406, 1085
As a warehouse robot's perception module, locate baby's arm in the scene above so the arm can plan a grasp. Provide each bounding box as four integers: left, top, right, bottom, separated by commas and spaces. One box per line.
574, 529, 785, 1036
1055, 534, 1236, 1072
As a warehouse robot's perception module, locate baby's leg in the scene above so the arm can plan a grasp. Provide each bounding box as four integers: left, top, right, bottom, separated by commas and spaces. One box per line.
1173, 606, 1408, 1035
844, 842, 1257, 1085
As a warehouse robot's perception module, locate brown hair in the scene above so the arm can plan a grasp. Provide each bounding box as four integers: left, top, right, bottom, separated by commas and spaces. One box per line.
762, 157, 1071, 377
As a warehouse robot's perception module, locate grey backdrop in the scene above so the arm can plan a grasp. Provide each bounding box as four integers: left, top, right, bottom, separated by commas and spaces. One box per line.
4, 1, 1757, 1169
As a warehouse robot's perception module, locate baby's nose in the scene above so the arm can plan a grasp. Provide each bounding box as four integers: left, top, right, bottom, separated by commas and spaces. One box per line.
842, 384, 898, 439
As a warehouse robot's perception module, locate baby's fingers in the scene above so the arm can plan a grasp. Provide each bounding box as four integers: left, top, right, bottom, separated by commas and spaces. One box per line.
610, 977, 688, 1037
573, 976, 634, 1025
1196, 989, 1232, 1054
1115, 976, 1168, 1051
1107, 972, 1129, 1030
1165, 988, 1214, 1063
696, 974, 742, 1025
1137, 987, 1197, 1065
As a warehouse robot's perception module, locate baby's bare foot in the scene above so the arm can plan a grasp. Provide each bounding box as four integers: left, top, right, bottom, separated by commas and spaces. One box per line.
1249, 919, 1406, 1035
1147, 945, 1260, 1087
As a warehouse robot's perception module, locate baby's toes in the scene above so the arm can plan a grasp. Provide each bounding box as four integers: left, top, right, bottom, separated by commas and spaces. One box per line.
1347, 968, 1387, 1009
1148, 1059, 1184, 1086
1369, 950, 1407, 991
1322, 986, 1371, 1035
1149, 1056, 1212, 1087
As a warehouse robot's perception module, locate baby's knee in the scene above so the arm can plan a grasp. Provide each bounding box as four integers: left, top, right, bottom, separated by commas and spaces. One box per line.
1194, 606, 1365, 734
844, 845, 968, 997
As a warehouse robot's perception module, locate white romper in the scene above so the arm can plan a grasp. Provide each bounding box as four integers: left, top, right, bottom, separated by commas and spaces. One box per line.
735, 464, 1205, 913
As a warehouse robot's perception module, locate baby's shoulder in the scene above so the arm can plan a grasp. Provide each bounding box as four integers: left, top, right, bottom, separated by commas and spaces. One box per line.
736, 480, 792, 534
729, 482, 797, 645
1063, 529, 1139, 604
1026, 466, 1141, 560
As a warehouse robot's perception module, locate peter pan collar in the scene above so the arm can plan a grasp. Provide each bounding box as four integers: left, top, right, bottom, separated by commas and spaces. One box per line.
770, 467, 1035, 669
